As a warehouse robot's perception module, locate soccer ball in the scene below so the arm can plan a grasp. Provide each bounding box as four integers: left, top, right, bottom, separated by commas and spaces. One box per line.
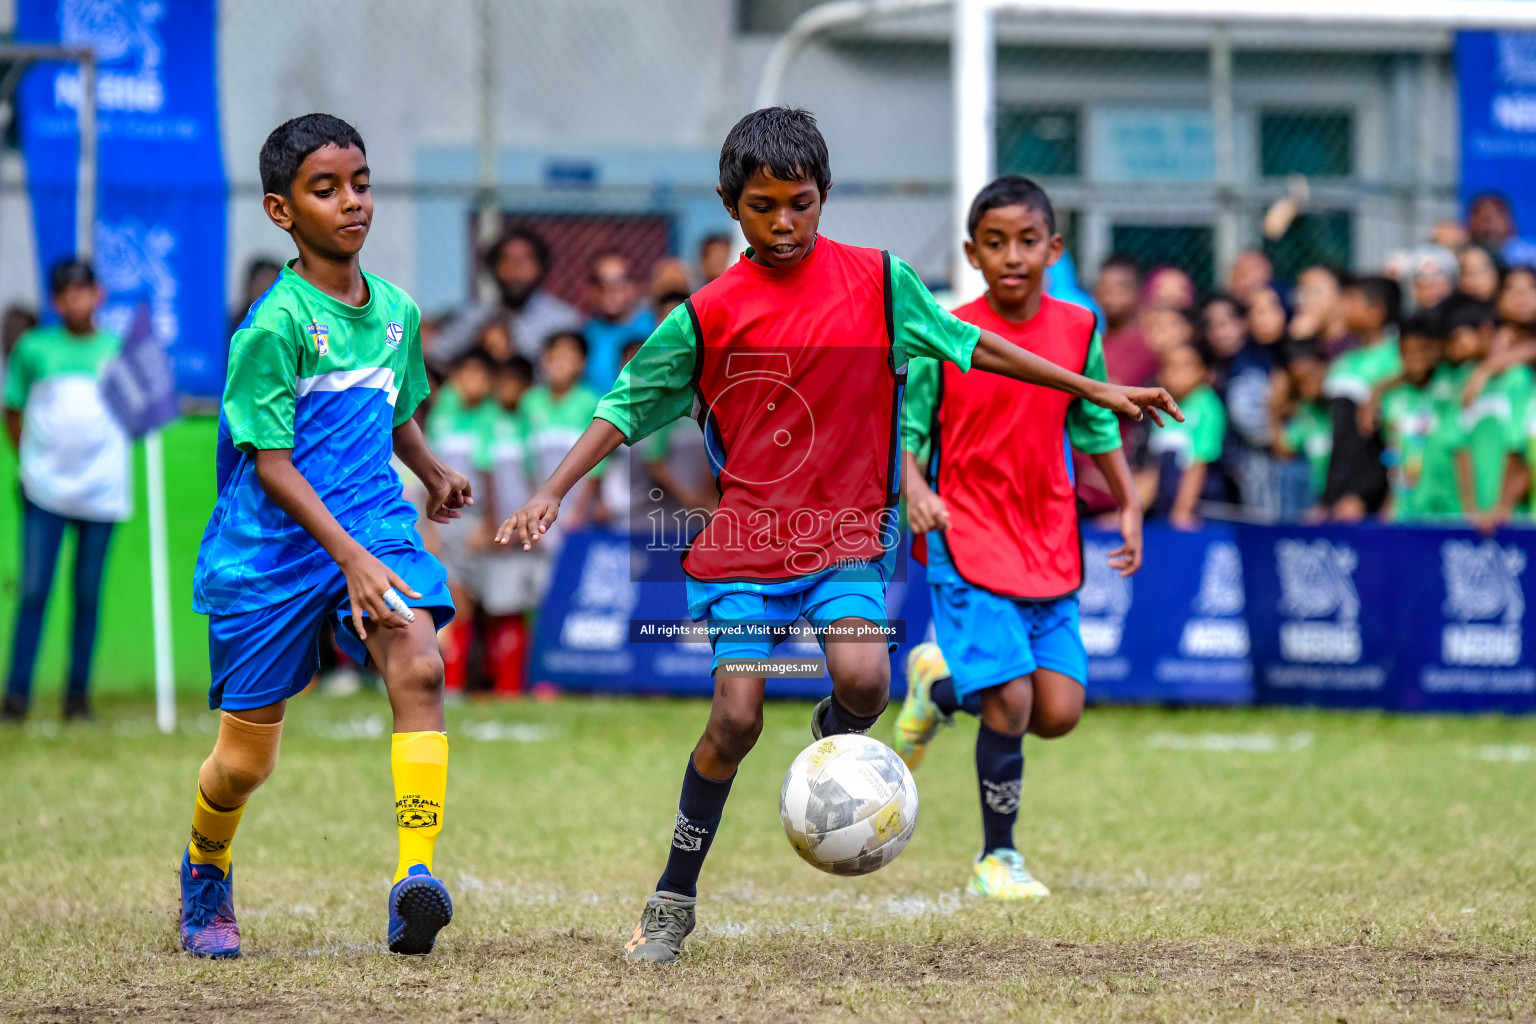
779, 733, 918, 876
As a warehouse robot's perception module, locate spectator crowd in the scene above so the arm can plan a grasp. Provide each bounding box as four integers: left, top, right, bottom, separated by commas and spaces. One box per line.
10, 196, 1536, 703
1083, 192, 1536, 538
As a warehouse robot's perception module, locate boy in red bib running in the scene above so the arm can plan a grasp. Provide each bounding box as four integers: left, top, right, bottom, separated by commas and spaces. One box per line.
895, 177, 1144, 899
498, 112, 1178, 963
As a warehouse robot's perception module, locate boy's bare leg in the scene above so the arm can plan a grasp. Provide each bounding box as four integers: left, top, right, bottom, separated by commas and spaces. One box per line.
816, 620, 891, 736
692, 674, 767, 779
1026, 669, 1084, 739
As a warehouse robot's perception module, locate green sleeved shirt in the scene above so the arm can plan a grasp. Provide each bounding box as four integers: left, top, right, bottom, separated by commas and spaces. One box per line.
901, 328, 1119, 467
1459, 363, 1532, 512
1147, 385, 1226, 469
594, 254, 980, 445
1283, 400, 1333, 498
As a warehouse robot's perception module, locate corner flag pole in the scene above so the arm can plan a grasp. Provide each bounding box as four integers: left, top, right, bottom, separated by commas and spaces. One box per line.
146, 430, 176, 734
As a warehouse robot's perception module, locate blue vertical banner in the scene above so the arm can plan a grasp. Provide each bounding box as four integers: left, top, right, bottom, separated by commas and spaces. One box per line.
1458, 32, 1536, 254
17, 0, 227, 398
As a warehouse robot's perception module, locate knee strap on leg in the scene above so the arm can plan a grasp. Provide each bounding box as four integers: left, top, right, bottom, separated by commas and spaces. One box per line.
198, 713, 283, 809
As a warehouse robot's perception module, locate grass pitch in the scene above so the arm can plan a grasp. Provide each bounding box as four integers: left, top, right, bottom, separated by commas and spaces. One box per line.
2, 692, 1534, 1023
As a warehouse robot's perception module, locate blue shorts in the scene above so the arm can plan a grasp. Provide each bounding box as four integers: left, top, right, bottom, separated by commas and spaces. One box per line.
206, 542, 455, 711
929, 580, 1087, 700
689, 574, 893, 673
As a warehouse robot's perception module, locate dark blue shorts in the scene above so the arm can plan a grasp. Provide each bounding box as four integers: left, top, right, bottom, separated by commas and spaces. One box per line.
206, 542, 454, 711
930, 581, 1087, 700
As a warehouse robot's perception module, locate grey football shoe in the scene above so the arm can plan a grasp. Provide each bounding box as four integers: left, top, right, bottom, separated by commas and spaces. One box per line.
622, 890, 696, 963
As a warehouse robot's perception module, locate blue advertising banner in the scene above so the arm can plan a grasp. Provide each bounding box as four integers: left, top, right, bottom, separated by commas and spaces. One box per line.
17, 0, 227, 399
1080, 526, 1253, 706
1458, 32, 1536, 259
532, 524, 1536, 713
1239, 525, 1536, 713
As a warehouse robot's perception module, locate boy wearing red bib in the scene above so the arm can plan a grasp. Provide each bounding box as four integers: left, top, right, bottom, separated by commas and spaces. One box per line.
499, 114, 1178, 962
895, 177, 1145, 900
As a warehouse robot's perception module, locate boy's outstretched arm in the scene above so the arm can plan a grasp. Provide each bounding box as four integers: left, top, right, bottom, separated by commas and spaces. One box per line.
392, 417, 473, 523
495, 419, 627, 550
253, 448, 417, 640
971, 329, 1182, 425
1091, 448, 1144, 575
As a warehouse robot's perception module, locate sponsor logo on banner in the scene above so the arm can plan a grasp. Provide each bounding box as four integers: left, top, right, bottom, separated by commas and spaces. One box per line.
1179, 541, 1250, 658
560, 541, 638, 652
1439, 540, 1526, 667
56, 0, 166, 114
95, 218, 178, 344
1079, 538, 1131, 657
1275, 539, 1362, 664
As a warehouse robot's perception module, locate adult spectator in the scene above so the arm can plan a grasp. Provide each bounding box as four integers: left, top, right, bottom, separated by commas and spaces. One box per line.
583, 251, 655, 393
1226, 248, 1274, 306
1093, 253, 1156, 386
1144, 265, 1196, 311
649, 256, 691, 301
1208, 293, 1281, 517
1320, 275, 1402, 520
1290, 265, 1352, 358
435, 226, 583, 368
1458, 245, 1501, 303
698, 233, 735, 285
1468, 192, 1536, 268
2, 260, 129, 723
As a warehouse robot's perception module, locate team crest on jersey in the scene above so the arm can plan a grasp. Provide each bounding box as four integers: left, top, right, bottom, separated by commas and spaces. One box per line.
385, 321, 403, 350
307, 322, 330, 356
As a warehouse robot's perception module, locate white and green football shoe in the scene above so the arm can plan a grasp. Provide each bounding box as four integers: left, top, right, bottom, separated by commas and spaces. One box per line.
891, 641, 953, 770
968, 848, 1051, 901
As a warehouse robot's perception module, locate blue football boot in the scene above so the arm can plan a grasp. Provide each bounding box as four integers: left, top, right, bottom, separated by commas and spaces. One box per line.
179, 849, 241, 958
388, 864, 453, 955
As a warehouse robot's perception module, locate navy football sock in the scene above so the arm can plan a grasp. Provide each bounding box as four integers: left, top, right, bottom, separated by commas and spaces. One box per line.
930, 677, 982, 717
930, 676, 960, 715
820, 694, 882, 736
975, 722, 1025, 855
656, 757, 733, 898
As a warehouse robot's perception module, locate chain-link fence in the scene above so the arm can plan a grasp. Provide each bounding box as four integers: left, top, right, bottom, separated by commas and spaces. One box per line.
0, 0, 1475, 331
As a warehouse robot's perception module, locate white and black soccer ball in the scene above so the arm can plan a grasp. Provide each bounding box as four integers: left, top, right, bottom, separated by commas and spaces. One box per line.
779, 733, 918, 876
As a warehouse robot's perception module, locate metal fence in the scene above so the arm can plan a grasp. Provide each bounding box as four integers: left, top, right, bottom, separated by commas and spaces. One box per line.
0, 0, 1499, 326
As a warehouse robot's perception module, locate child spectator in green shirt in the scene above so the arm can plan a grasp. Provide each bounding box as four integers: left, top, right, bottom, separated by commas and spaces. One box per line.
1446, 298, 1530, 517
1275, 341, 1332, 518
1141, 342, 1227, 529
1380, 314, 1469, 521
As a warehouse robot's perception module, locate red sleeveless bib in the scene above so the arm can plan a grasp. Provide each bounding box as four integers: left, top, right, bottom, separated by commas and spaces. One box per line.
923, 294, 1096, 599
681, 238, 902, 582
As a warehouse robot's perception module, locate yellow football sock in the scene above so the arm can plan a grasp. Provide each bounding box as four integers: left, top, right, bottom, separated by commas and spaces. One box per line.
392, 731, 449, 883
188, 787, 245, 874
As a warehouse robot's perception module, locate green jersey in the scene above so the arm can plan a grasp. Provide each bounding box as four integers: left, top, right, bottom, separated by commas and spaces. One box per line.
1323, 334, 1401, 404
1283, 399, 1333, 499
1380, 365, 1466, 521
1458, 363, 1531, 512
425, 383, 496, 487
194, 262, 432, 614
482, 405, 531, 521
2, 324, 128, 521
523, 383, 600, 484
1147, 384, 1226, 469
